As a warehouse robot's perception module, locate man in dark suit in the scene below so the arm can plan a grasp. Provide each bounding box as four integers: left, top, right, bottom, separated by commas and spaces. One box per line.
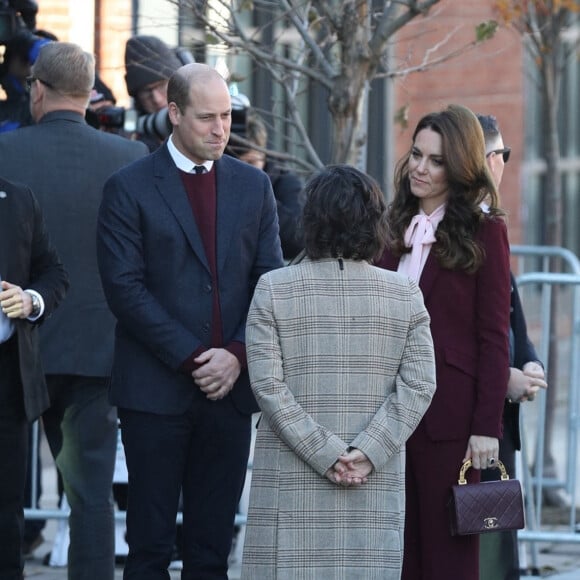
477, 113, 547, 580
97, 62, 283, 579
0, 176, 68, 579
0, 42, 148, 579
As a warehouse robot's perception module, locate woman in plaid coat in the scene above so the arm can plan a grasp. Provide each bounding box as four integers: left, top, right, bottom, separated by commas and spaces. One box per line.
241, 165, 437, 579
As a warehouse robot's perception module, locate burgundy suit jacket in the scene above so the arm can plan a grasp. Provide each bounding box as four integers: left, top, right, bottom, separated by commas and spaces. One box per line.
377, 216, 511, 442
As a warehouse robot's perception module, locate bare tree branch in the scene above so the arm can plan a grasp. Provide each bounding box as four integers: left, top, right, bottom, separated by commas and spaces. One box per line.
170, 0, 499, 168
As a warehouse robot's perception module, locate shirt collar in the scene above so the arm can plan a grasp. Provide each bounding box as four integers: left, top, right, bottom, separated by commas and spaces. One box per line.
167, 135, 214, 173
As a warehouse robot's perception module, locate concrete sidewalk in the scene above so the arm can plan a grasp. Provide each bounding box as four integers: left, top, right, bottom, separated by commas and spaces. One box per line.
22, 515, 580, 579
22, 534, 580, 579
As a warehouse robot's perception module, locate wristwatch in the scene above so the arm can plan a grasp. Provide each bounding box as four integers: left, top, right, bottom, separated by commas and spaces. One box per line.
27, 292, 41, 318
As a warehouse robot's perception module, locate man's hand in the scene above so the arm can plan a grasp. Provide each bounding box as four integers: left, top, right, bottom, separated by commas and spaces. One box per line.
507, 363, 547, 403
0, 281, 32, 319
192, 348, 241, 401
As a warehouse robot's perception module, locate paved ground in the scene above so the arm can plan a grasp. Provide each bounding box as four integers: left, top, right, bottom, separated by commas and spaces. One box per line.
22, 529, 580, 579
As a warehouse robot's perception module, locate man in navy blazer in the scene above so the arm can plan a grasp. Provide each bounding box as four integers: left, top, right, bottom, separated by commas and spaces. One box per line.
97, 63, 284, 579
478, 114, 547, 580
0, 177, 68, 578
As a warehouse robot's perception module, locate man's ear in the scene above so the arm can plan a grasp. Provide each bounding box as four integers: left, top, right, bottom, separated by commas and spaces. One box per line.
167, 102, 180, 127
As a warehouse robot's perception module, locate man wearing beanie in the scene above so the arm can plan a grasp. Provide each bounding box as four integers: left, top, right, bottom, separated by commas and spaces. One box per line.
125, 35, 183, 150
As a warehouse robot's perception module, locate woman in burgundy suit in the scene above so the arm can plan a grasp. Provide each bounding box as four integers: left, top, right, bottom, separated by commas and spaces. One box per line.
376, 104, 511, 580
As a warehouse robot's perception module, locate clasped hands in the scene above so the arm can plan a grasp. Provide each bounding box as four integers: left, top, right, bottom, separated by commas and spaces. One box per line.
325, 448, 373, 487
191, 348, 241, 401
508, 362, 547, 403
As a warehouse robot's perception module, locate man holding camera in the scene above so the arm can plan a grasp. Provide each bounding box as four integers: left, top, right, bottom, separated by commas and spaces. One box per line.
0, 41, 148, 580
124, 34, 185, 151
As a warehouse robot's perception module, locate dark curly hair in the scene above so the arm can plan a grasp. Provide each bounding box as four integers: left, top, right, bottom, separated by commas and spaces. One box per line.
387, 104, 504, 273
302, 164, 388, 262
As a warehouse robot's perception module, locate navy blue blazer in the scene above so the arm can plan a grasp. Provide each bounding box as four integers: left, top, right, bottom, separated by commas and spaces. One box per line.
504, 273, 541, 450
97, 145, 284, 416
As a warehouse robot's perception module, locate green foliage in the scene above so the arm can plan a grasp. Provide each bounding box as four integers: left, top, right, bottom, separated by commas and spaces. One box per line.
394, 104, 410, 130
475, 20, 499, 42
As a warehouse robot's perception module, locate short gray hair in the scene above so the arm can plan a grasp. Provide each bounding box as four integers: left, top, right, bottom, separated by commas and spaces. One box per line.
32, 42, 95, 98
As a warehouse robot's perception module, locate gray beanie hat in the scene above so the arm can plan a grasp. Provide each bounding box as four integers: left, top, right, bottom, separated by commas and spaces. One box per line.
125, 35, 182, 96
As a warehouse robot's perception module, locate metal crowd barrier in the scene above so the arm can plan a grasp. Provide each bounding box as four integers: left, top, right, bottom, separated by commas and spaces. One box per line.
510, 246, 580, 569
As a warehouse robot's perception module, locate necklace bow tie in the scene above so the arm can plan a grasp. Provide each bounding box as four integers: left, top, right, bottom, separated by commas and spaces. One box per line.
401, 206, 445, 282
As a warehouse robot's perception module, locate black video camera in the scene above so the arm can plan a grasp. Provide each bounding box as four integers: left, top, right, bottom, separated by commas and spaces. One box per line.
0, 1, 37, 45
0, 5, 17, 45
86, 106, 126, 130
135, 107, 171, 141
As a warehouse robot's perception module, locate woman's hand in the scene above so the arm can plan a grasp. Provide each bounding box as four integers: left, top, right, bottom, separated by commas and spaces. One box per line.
464, 435, 499, 470
326, 448, 373, 486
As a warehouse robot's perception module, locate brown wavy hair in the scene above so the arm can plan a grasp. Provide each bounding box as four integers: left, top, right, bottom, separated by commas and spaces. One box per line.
303, 164, 389, 261
387, 104, 504, 273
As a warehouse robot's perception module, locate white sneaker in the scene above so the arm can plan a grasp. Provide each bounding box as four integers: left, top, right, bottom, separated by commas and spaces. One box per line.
169, 559, 183, 570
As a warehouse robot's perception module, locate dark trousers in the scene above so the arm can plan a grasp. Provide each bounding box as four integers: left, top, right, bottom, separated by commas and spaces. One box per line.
43, 375, 118, 580
0, 336, 27, 580
119, 393, 251, 580
402, 423, 479, 580
23, 422, 45, 547
480, 423, 520, 580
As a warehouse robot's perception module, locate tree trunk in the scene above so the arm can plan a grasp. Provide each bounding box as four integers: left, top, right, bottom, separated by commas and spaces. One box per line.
540, 56, 564, 503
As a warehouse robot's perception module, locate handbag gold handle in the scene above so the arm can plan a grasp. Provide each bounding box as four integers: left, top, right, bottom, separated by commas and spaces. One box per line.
458, 459, 509, 485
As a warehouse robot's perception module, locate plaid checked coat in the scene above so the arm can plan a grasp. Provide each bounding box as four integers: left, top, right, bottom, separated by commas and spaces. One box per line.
241, 258, 436, 579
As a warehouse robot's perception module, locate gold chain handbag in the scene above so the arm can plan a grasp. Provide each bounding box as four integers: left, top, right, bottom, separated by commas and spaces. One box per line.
448, 459, 525, 535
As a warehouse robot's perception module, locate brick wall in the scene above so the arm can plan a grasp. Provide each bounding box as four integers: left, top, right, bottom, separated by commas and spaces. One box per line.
93, 0, 133, 107
36, 0, 133, 107
35, 0, 72, 42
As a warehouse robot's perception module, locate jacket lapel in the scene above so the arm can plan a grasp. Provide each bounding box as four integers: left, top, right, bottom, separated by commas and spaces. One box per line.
418, 252, 440, 299
152, 147, 210, 273
0, 187, 12, 276
214, 158, 239, 274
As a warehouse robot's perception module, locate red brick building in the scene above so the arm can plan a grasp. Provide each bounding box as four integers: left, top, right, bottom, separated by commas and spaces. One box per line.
36, 1, 133, 109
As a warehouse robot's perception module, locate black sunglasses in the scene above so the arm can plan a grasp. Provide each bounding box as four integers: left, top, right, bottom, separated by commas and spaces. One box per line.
25, 76, 54, 92
486, 147, 511, 163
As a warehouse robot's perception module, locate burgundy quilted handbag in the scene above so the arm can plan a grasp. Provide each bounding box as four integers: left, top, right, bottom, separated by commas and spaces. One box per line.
448, 459, 525, 536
